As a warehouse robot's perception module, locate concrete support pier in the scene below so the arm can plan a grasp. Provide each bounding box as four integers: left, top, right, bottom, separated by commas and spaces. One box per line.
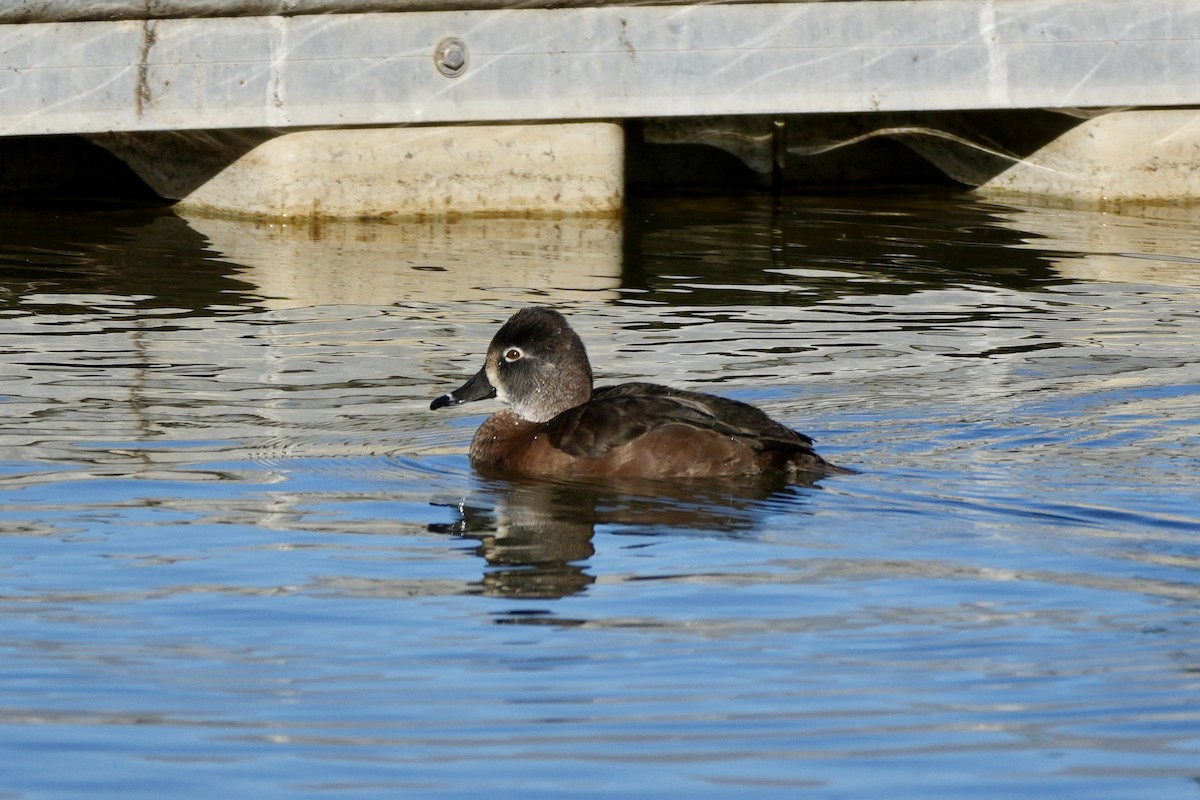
92, 124, 624, 218
646, 108, 1200, 207
3, 0, 1200, 215
975, 111, 1200, 207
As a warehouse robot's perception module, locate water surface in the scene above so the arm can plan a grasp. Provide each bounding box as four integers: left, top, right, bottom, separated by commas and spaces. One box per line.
1, 194, 1198, 797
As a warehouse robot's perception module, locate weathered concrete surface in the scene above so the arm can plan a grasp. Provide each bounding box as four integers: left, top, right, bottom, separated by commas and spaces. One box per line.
95, 123, 624, 218
7, 1, 1200, 211
5, 2, 1199, 136
975, 110, 1200, 207
0, 0, 709, 24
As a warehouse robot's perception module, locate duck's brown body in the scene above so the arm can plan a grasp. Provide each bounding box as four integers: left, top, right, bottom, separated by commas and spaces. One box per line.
469, 383, 835, 479
431, 308, 845, 480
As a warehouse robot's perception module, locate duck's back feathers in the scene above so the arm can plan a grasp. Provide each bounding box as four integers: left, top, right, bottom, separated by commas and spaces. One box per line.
543, 383, 830, 476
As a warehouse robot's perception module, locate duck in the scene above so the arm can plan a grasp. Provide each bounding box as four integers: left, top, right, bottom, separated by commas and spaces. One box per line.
430, 307, 845, 480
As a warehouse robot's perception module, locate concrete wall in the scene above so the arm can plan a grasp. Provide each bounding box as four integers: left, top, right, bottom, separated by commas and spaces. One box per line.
4, 1, 1200, 215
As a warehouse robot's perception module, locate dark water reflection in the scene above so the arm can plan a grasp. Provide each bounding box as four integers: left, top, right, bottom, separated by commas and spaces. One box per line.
0, 205, 257, 315
623, 195, 1065, 303
1, 193, 1199, 798
434, 472, 812, 600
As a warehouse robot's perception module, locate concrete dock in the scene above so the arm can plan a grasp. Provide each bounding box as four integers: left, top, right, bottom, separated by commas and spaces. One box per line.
3, 0, 1200, 215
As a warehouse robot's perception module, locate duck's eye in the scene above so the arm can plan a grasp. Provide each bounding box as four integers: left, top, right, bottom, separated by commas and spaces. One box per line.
503, 347, 523, 363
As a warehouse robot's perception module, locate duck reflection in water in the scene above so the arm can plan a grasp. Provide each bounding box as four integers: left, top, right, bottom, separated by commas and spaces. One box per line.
431, 307, 847, 480
431, 471, 814, 600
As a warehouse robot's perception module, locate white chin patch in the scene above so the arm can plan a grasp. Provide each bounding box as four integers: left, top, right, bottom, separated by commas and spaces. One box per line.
486, 362, 507, 402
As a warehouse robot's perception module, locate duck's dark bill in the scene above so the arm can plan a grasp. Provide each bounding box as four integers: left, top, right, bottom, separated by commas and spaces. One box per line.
430, 367, 497, 410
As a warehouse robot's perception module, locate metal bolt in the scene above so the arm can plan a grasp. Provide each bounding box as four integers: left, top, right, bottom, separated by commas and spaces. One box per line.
435, 37, 468, 78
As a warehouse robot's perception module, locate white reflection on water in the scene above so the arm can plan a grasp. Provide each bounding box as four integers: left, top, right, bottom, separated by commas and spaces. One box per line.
0, 195, 1198, 798
185, 212, 623, 308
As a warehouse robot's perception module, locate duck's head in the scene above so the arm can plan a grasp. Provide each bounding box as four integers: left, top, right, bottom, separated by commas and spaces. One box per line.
430, 307, 594, 423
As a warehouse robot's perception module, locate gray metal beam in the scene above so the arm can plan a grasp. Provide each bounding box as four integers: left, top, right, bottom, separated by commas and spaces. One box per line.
6, 1, 738, 24
0, 0, 709, 24
3, 0, 1199, 136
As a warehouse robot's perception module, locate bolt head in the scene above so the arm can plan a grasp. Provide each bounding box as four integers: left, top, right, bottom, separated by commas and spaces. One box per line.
435, 37, 468, 78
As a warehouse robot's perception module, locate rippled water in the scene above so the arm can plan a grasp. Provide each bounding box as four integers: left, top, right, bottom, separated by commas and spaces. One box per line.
1, 194, 1198, 797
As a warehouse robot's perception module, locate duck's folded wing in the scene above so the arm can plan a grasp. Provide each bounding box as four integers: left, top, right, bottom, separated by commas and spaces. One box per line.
546, 383, 814, 459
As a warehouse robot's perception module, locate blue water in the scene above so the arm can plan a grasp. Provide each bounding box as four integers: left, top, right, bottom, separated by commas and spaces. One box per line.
1, 195, 1198, 798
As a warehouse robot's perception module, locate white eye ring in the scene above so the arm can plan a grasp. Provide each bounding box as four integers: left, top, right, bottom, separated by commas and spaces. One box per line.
503, 347, 524, 363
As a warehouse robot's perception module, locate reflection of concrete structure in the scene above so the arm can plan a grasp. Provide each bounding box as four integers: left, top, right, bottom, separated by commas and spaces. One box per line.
182, 212, 622, 308
4, 1, 1200, 213
990, 202, 1200, 289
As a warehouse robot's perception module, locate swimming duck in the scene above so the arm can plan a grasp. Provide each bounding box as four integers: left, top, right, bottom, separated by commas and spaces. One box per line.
430, 307, 843, 479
